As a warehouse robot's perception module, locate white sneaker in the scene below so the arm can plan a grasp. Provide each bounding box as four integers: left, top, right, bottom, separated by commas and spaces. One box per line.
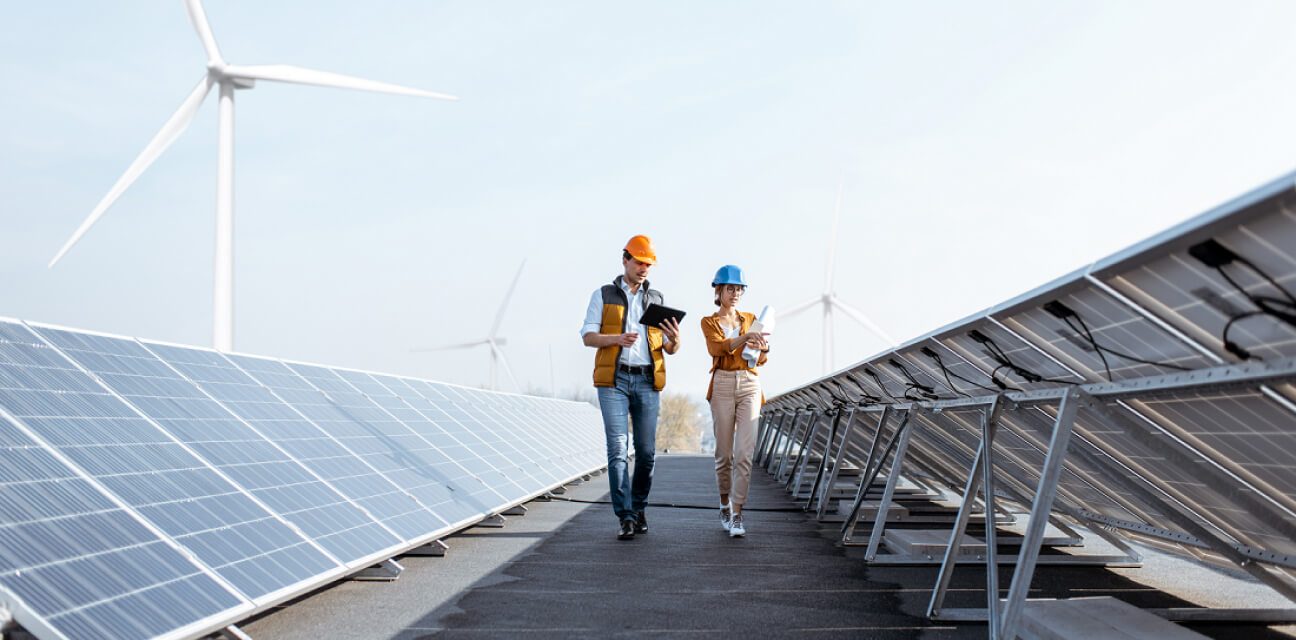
729, 513, 746, 537
719, 505, 732, 532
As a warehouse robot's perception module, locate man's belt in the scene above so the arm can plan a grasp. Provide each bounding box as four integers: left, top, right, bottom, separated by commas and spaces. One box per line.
618, 363, 652, 375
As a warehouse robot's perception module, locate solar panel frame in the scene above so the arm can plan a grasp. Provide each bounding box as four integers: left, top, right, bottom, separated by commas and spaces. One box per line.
0, 319, 253, 640
765, 172, 1296, 621
0, 316, 611, 640
221, 354, 451, 544
321, 364, 607, 507
133, 339, 425, 567
18, 321, 348, 607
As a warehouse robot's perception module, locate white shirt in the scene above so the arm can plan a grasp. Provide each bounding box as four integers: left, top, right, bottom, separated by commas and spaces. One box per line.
580, 279, 666, 366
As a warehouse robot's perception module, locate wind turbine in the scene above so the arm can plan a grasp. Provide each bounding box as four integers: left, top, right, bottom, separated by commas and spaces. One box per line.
783, 183, 896, 373
413, 260, 526, 392
48, 0, 457, 353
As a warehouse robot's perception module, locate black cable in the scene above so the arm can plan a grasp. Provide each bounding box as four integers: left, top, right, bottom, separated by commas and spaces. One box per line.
1043, 300, 1192, 378
969, 329, 1077, 387
545, 496, 804, 512
1062, 314, 1113, 381
921, 347, 1000, 395
1221, 311, 1267, 361
888, 358, 941, 400
863, 368, 903, 402
1190, 239, 1296, 360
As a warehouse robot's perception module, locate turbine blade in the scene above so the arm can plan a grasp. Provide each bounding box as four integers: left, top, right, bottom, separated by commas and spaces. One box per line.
50, 75, 213, 268
410, 339, 488, 353
781, 297, 821, 319
224, 64, 459, 100
184, 0, 224, 64
490, 342, 522, 392
826, 181, 843, 293
489, 259, 526, 339
832, 297, 898, 346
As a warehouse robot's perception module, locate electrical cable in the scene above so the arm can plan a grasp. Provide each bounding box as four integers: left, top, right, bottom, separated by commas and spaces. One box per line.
1188, 239, 1296, 361
921, 347, 1001, 395
1045, 302, 1193, 380
863, 367, 903, 402
969, 329, 1077, 388
888, 358, 942, 401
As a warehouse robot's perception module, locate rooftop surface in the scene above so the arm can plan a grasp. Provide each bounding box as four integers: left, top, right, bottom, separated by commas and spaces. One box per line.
242, 455, 1293, 639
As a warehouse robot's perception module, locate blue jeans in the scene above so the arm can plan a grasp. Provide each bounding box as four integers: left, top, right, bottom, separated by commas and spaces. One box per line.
597, 369, 660, 521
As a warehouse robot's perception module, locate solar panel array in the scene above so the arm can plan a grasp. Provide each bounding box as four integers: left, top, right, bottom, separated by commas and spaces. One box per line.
760, 171, 1296, 636
0, 321, 606, 640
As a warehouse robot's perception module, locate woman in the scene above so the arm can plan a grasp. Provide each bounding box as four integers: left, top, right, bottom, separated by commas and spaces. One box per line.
700, 264, 769, 537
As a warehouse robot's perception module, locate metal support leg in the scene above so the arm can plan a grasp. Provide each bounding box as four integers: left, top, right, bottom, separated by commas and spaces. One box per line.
220, 625, 253, 640
760, 412, 788, 470
999, 388, 1082, 640
927, 396, 1003, 620
981, 402, 1003, 639
864, 414, 917, 560
772, 411, 803, 475
403, 539, 450, 557
816, 406, 868, 521
755, 413, 776, 466
841, 411, 912, 542
503, 504, 528, 516
476, 514, 507, 528
804, 406, 848, 510
786, 410, 825, 492
767, 411, 792, 473
777, 411, 814, 481
353, 558, 403, 581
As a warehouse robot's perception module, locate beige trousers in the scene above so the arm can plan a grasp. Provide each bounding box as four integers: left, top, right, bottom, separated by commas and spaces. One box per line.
710, 369, 761, 508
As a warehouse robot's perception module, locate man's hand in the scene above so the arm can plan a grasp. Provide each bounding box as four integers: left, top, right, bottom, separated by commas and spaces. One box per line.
660, 317, 680, 342
617, 332, 640, 347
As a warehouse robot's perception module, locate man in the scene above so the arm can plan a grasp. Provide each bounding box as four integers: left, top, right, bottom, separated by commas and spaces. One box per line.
581, 234, 681, 540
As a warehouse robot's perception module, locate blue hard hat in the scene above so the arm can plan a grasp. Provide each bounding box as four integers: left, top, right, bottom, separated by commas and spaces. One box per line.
711, 264, 747, 287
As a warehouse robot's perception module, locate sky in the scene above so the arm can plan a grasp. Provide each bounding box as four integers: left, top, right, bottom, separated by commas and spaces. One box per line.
4, 1, 1296, 404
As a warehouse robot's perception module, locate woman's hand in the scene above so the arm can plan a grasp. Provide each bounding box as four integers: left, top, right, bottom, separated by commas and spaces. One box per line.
742, 331, 769, 350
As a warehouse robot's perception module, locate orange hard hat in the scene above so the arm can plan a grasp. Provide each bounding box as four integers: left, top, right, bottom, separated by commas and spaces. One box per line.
623, 235, 657, 264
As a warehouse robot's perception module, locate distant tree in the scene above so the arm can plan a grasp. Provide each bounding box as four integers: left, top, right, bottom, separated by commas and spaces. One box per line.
656, 392, 705, 453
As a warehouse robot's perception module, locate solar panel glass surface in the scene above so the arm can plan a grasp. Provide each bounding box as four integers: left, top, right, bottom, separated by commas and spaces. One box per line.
26, 327, 344, 600
138, 343, 408, 564
0, 407, 244, 640
228, 358, 445, 542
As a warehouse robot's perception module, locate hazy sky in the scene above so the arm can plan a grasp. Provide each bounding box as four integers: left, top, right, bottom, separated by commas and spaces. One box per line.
4, 1, 1296, 403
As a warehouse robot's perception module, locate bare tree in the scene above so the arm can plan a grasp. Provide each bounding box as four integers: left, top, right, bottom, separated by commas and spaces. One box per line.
656, 392, 705, 453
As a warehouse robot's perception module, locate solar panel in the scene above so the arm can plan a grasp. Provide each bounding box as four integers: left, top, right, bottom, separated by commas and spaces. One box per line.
134, 342, 407, 564
216, 356, 445, 543
0, 316, 608, 640
0, 404, 246, 640
763, 171, 1296, 634
22, 325, 346, 601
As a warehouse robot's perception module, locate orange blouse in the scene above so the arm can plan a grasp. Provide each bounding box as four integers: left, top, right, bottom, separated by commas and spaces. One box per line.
700, 311, 769, 400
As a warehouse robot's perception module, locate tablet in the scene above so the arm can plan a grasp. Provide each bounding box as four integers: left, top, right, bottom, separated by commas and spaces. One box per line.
640, 303, 686, 329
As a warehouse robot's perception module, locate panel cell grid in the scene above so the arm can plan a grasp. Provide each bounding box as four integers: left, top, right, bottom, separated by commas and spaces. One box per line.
400, 380, 538, 497
25, 326, 340, 600
307, 366, 488, 526
140, 342, 405, 564
229, 356, 444, 542
0, 409, 243, 640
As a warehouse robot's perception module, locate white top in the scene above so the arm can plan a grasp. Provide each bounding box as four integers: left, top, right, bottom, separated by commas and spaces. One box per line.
581, 280, 655, 366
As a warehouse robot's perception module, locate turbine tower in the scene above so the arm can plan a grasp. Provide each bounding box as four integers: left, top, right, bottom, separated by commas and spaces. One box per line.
49, 0, 457, 353
783, 183, 896, 373
413, 260, 526, 392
